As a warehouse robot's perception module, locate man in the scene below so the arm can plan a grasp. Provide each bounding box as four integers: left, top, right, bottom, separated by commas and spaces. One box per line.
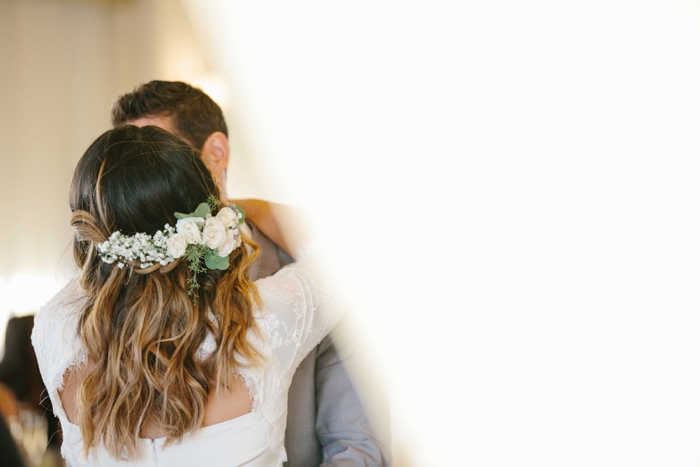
111, 80, 390, 466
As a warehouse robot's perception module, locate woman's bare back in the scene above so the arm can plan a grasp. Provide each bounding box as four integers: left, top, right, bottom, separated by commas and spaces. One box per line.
59, 359, 253, 439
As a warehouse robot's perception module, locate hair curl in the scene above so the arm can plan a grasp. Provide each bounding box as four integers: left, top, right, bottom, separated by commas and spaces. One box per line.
69, 125, 261, 460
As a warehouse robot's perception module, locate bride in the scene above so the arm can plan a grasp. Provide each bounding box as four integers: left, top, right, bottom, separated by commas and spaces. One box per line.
32, 125, 343, 466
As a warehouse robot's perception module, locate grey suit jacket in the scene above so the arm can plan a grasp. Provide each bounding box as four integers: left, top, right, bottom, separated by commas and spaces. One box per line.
246, 222, 390, 466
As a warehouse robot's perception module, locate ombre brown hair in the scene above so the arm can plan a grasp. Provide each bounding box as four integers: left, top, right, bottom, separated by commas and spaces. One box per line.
68, 125, 261, 459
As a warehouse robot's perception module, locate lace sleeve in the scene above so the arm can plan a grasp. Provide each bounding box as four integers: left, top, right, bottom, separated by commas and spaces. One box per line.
253, 245, 346, 386
30, 280, 87, 420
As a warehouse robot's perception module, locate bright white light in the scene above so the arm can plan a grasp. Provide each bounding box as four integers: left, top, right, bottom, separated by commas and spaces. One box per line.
0, 277, 8, 360
183, 1, 700, 464
0, 277, 8, 316
0, 272, 61, 360
6, 273, 58, 315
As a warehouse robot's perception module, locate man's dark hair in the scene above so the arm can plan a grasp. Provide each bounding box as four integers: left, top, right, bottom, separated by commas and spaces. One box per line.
111, 80, 228, 150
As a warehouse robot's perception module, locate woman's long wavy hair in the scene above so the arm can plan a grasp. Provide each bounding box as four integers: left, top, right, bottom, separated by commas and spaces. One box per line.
69, 125, 262, 460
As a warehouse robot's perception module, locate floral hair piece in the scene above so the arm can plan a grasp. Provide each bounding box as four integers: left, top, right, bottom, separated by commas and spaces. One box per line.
97, 195, 245, 303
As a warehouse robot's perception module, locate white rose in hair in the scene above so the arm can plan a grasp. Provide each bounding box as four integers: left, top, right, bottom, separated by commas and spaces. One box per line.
216, 207, 238, 228
166, 233, 188, 258
203, 217, 227, 249
176, 217, 203, 244
217, 228, 241, 257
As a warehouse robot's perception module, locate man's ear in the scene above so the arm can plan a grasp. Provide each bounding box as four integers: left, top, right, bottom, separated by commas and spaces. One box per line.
201, 131, 230, 178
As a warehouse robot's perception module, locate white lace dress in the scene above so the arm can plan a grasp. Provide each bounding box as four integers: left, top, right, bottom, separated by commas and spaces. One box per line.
31, 252, 344, 466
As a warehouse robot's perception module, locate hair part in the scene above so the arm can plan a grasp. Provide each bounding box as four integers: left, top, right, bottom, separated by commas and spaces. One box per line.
69, 125, 261, 460
110, 81, 228, 150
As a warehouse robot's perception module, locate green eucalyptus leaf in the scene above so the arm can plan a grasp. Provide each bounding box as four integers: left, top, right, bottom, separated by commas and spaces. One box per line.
192, 203, 211, 218
175, 202, 211, 220
205, 250, 229, 270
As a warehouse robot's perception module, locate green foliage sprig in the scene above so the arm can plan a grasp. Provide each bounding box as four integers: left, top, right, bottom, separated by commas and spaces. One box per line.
207, 194, 220, 210
184, 243, 207, 305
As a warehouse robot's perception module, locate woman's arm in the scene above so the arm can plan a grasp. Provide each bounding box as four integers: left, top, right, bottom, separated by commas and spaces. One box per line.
230, 199, 318, 260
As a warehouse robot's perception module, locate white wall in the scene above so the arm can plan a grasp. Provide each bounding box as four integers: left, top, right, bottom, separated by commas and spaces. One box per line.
0, 0, 260, 353
0, 0, 148, 342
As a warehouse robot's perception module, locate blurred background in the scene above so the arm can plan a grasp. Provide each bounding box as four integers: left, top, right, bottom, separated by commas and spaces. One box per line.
4, 0, 700, 465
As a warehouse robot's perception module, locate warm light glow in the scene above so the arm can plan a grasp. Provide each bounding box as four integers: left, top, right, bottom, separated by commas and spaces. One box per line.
190, 73, 230, 110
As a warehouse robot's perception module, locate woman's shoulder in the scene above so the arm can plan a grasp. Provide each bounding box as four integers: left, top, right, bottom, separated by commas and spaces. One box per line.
254, 263, 316, 307
31, 278, 88, 392
33, 279, 85, 332
253, 239, 324, 298
250, 240, 346, 375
